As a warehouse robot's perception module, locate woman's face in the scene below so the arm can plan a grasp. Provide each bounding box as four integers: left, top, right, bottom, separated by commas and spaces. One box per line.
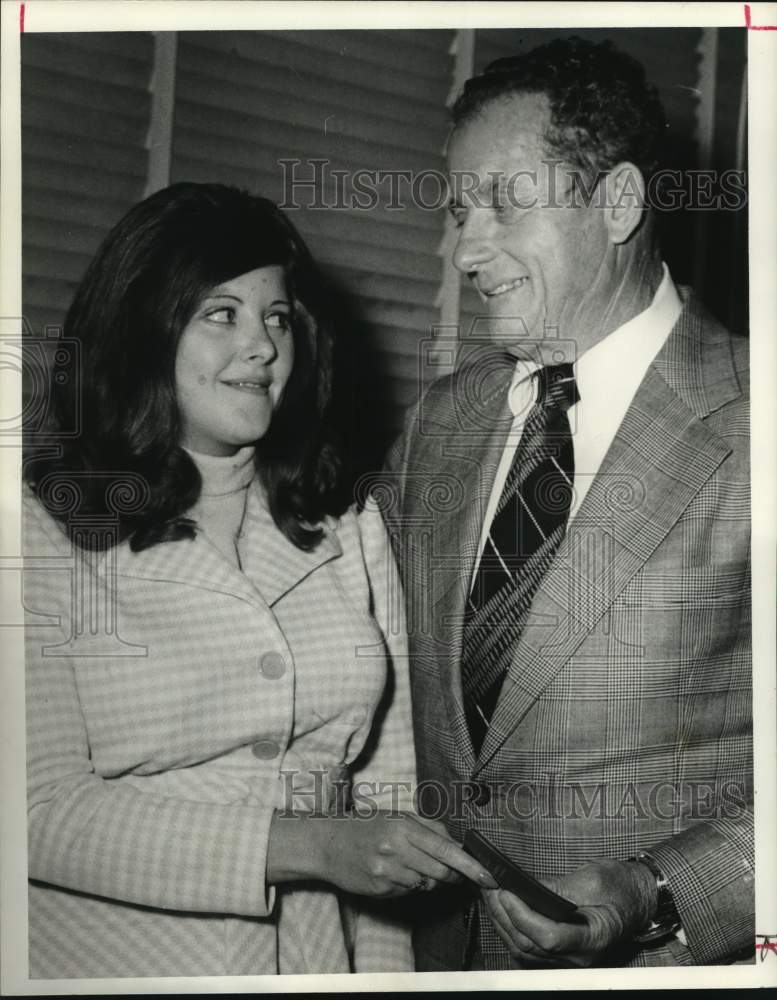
175, 266, 295, 456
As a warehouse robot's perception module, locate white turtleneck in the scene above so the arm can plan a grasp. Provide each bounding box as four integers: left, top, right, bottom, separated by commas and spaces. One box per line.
185, 445, 256, 568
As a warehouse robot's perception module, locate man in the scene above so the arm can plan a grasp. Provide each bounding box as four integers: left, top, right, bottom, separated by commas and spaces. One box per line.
379, 38, 752, 969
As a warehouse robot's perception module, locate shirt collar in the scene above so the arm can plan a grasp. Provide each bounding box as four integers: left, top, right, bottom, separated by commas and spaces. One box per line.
574, 262, 682, 407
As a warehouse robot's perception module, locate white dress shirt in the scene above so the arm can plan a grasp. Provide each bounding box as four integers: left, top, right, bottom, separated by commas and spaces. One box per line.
475, 265, 683, 576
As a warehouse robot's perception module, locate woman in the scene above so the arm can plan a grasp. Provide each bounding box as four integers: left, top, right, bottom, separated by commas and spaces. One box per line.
23, 183, 493, 979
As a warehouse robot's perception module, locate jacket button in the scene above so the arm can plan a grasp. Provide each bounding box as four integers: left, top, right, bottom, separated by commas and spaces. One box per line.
260, 651, 286, 679
251, 740, 280, 760
471, 783, 491, 806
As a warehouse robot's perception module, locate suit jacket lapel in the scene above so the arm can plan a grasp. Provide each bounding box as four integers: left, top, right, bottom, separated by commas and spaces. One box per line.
434, 419, 513, 762
416, 358, 515, 761
476, 292, 743, 770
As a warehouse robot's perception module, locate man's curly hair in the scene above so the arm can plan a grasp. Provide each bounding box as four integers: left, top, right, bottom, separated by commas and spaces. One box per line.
452, 37, 667, 183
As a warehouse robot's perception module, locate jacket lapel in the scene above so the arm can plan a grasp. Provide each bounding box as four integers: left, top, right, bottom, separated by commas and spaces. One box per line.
112, 480, 341, 609
237, 482, 342, 606
112, 522, 266, 610
476, 292, 744, 770
417, 359, 515, 762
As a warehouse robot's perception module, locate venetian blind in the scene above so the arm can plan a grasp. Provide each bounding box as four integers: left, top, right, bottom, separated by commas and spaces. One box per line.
170, 29, 455, 459
21, 32, 154, 339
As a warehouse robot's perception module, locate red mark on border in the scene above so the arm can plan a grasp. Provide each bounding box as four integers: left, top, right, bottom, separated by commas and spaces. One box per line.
19, 2, 25, 33
744, 4, 777, 28
758, 935, 777, 960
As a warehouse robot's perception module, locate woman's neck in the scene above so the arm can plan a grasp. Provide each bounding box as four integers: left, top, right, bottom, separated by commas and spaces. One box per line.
185, 445, 256, 497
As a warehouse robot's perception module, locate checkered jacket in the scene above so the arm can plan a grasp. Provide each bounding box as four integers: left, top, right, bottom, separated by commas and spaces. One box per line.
379, 290, 753, 970
24, 482, 416, 978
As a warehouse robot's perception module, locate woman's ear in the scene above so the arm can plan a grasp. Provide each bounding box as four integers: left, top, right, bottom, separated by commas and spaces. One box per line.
604, 162, 646, 244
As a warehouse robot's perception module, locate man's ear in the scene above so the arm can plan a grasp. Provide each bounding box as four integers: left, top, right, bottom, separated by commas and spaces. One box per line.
604, 162, 646, 244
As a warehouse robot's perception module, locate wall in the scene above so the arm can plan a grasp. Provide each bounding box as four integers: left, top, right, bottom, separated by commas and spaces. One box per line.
20, 27, 748, 467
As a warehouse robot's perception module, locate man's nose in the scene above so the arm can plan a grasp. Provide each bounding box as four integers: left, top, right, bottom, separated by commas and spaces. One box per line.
452, 226, 497, 276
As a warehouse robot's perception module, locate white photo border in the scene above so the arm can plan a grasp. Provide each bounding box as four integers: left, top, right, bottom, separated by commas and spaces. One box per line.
2, 1, 775, 993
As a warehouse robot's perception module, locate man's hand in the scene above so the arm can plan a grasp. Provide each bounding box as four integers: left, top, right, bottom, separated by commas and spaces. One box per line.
482, 859, 658, 967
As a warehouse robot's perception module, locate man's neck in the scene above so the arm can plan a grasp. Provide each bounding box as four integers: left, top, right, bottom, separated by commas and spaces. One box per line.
571, 239, 665, 360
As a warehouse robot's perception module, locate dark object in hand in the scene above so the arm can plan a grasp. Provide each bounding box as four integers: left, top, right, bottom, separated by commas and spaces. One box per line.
463, 830, 586, 924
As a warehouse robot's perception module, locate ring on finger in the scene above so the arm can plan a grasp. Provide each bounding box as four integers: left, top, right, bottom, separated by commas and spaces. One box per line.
412, 875, 433, 892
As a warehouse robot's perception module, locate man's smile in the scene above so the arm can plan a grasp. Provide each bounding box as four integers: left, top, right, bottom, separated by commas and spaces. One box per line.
479, 276, 531, 297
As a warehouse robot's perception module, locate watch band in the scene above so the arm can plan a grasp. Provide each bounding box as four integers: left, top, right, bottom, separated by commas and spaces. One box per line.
629, 852, 681, 944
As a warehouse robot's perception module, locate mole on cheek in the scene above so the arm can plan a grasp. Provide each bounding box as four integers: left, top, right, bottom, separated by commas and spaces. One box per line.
197, 375, 207, 385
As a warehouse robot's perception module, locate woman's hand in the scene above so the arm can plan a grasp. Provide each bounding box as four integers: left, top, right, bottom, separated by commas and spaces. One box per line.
268, 810, 497, 897
322, 811, 499, 897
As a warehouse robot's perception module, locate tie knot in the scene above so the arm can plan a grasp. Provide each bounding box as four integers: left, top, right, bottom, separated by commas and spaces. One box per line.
537, 363, 579, 412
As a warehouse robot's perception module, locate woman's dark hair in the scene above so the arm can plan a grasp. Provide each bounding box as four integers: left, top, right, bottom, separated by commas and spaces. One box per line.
452, 37, 667, 185
25, 182, 347, 552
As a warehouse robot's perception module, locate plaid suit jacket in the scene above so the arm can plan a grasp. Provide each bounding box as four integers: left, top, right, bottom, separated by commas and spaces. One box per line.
380, 290, 753, 970
24, 482, 415, 978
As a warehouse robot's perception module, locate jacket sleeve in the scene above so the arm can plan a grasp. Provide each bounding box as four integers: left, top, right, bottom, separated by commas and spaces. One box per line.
645, 804, 755, 964
349, 496, 416, 811
24, 496, 278, 919
345, 498, 417, 971
639, 531, 754, 966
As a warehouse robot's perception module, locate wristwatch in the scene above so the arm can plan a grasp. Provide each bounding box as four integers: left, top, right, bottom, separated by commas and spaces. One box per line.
629, 852, 681, 944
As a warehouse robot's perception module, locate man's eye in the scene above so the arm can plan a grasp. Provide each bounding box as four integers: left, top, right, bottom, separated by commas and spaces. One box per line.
205, 307, 235, 324
492, 188, 514, 215
265, 312, 291, 331
449, 208, 466, 229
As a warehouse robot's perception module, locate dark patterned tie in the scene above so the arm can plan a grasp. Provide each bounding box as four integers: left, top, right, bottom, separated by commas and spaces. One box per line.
461, 363, 579, 754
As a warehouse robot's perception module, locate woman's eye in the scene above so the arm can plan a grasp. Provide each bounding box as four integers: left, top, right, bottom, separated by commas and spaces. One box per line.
205, 306, 235, 324
265, 312, 291, 331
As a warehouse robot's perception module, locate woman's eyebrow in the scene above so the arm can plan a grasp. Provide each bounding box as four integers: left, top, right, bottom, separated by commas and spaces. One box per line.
202, 292, 243, 303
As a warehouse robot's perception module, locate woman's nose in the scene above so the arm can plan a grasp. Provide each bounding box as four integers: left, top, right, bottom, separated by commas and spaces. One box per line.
239, 320, 277, 363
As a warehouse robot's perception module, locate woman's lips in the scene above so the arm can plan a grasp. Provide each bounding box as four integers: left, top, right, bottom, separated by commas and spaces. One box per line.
221, 378, 271, 395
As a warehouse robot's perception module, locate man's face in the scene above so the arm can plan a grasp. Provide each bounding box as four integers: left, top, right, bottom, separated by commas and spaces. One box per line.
446, 92, 616, 361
